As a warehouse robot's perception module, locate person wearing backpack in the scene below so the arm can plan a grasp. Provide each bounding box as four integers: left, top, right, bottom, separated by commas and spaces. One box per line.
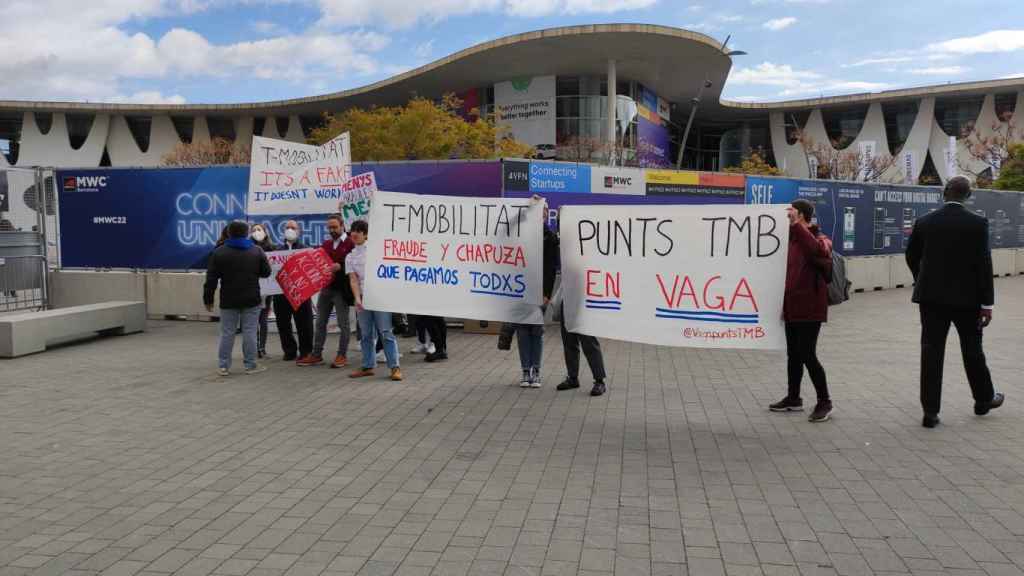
770, 199, 834, 422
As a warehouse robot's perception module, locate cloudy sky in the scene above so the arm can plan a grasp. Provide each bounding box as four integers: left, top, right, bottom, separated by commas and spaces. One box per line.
1, 0, 1022, 105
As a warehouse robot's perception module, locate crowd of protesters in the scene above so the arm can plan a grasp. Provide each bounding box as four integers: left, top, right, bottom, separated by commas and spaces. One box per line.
203, 177, 1004, 426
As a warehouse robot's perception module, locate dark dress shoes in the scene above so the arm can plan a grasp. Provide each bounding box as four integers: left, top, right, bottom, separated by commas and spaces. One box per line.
922, 414, 940, 428
975, 392, 1005, 416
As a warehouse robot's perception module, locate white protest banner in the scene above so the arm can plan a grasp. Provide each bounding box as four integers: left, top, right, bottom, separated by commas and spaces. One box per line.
259, 248, 314, 296
363, 191, 545, 324
247, 133, 353, 215
560, 204, 790, 349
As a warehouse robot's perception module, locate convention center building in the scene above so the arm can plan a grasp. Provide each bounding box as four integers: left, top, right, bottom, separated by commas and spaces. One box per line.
1, 23, 1022, 185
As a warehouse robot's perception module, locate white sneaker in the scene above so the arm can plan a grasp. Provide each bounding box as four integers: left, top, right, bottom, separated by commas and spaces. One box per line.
530, 377, 542, 389
520, 372, 531, 388
217, 368, 229, 377
426, 343, 436, 355
411, 343, 427, 354
244, 365, 267, 375
376, 351, 386, 363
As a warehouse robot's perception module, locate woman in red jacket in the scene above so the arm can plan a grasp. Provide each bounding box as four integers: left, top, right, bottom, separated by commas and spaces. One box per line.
770, 199, 834, 422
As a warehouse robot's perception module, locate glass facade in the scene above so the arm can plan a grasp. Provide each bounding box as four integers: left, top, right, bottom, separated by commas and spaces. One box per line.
934, 96, 984, 138
822, 104, 868, 148
882, 101, 919, 155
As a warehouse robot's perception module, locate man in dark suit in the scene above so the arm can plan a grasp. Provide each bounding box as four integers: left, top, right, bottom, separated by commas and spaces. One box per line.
905, 175, 1003, 428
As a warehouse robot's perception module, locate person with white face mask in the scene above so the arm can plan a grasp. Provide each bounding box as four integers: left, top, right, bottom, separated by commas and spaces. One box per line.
272, 220, 315, 362
250, 224, 276, 359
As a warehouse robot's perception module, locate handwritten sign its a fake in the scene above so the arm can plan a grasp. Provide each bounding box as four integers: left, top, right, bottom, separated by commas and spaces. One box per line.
247, 133, 353, 215
276, 248, 336, 310
560, 204, 790, 350
363, 191, 545, 325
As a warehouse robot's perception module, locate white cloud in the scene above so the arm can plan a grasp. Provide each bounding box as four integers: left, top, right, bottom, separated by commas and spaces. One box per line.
105, 91, 188, 104
414, 39, 435, 60
762, 17, 796, 31
927, 30, 1024, 55
0, 0, 390, 102
727, 61, 888, 99
250, 20, 287, 35
908, 66, 968, 76
316, 0, 655, 28
842, 56, 913, 68
1000, 72, 1024, 80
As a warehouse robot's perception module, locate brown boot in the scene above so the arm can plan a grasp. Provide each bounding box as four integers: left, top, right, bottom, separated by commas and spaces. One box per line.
331, 355, 348, 369
349, 368, 374, 378
390, 367, 403, 381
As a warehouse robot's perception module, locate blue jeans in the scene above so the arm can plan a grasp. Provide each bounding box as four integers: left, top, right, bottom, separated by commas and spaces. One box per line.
516, 323, 544, 374
357, 309, 400, 370
220, 306, 260, 370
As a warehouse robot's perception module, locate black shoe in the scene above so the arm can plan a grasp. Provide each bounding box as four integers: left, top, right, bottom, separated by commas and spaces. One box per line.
808, 401, 833, 422
557, 378, 580, 391
282, 354, 297, 362
975, 392, 1005, 416
590, 380, 607, 397
922, 414, 940, 428
424, 351, 448, 363
769, 397, 803, 412
257, 350, 265, 359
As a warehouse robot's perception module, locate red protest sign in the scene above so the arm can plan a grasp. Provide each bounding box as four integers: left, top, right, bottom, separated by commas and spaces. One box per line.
276, 248, 336, 310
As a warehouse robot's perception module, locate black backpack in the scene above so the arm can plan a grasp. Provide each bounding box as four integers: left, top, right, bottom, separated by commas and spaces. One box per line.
826, 251, 851, 306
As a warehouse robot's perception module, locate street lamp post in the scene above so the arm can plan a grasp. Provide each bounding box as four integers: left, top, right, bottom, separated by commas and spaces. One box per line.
674, 36, 746, 170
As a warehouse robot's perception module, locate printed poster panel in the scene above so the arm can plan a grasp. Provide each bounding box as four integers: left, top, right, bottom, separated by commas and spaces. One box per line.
590, 166, 645, 195
247, 133, 354, 215
527, 161, 590, 193
364, 191, 546, 324
494, 76, 556, 149
560, 204, 790, 350
277, 248, 335, 310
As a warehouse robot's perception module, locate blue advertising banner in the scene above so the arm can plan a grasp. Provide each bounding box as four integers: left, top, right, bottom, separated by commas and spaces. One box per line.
637, 114, 671, 168
527, 161, 591, 193
746, 176, 1022, 256
58, 161, 504, 269
506, 190, 743, 230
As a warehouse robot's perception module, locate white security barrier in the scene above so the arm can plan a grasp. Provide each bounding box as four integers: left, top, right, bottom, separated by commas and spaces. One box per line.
48, 270, 146, 309
846, 256, 891, 292
993, 249, 1016, 277
0, 301, 145, 357
145, 272, 216, 318
889, 255, 914, 289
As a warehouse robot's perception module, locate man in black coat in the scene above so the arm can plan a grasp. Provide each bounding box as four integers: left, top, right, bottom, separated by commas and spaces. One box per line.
273, 220, 315, 362
204, 220, 272, 376
905, 175, 1003, 428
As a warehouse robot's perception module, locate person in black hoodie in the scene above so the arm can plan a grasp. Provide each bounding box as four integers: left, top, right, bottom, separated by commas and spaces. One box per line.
249, 223, 275, 359
273, 220, 315, 362
204, 220, 272, 376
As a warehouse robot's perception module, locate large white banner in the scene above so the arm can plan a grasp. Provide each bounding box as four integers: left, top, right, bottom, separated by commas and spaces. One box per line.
363, 191, 545, 324
561, 204, 790, 349
248, 133, 357, 215
494, 76, 556, 149
259, 248, 314, 296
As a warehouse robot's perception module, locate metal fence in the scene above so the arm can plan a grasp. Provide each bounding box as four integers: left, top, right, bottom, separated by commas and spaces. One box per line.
0, 167, 51, 312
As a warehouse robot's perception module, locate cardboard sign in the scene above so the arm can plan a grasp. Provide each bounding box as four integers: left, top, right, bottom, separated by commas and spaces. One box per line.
259, 248, 314, 296
337, 174, 376, 227
363, 191, 545, 324
560, 204, 790, 349
247, 133, 357, 215
276, 248, 336, 310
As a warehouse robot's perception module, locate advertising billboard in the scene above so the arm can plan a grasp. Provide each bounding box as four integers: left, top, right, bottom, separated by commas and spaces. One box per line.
590, 166, 645, 195
494, 75, 556, 150
637, 111, 671, 168
647, 170, 745, 198
526, 161, 590, 194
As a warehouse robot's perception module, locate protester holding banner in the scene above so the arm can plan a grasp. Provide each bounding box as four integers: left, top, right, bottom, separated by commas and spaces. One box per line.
770, 200, 834, 422
273, 220, 315, 362
300, 215, 355, 368
203, 220, 272, 376
515, 221, 558, 388
250, 223, 275, 359
346, 220, 403, 381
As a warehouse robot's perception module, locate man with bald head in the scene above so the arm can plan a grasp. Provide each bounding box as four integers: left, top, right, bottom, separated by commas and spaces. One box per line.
273, 220, 315, 362
906, 175, 1003, 428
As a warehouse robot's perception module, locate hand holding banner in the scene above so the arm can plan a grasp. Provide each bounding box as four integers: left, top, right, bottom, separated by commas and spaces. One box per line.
363, 191, 545, 324
276, 248, 336, 310
560, 204, 790, 349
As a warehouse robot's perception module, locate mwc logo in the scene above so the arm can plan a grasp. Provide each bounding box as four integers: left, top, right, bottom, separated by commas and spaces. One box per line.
63, 175, 108, 192
604, 176, 633, 188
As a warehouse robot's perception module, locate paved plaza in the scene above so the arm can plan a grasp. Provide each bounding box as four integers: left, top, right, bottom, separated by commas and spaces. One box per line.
2, 277, 1024, 576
